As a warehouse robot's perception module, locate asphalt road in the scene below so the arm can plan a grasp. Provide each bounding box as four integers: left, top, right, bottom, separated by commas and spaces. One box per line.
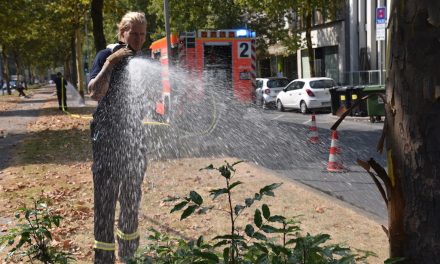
154, 103, 388, 222
256, 108, 388, 221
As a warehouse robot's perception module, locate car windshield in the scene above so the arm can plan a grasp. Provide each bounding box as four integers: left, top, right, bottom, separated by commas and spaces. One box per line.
309, 79, 336, 89
267, 79, 290, 88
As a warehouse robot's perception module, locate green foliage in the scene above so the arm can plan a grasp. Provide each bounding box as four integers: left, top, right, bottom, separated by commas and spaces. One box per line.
0, 198, 74, 264
131, 161, 376, 263
128, 228, 220, 264
384, 257, 405, 264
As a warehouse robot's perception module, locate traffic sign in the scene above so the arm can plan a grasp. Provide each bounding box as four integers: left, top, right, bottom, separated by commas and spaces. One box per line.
376, 7, 387, 41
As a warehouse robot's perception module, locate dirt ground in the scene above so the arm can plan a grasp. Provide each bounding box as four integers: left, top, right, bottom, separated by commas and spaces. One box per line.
0, 89, 389, 263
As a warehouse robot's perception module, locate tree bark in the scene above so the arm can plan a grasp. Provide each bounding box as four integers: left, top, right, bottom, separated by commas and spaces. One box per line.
387, 0, 440, 262
91, 0, 106, 53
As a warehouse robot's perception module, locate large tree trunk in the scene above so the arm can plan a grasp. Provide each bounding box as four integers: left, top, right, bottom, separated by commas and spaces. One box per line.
91, 0, 106, 53
387, 0, 440, 262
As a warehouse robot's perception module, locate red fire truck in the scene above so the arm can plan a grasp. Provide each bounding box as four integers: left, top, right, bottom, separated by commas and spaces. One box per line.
150, 29, 256, 122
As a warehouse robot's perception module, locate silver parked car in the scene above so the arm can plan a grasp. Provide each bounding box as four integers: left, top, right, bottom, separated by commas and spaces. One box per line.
255, 77, 290, 109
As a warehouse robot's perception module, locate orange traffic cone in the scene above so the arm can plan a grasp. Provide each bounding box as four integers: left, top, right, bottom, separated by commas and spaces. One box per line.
308, 115, 319, 143
327, 130, 346, 172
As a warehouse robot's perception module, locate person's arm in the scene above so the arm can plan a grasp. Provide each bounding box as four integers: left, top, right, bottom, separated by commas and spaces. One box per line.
88, 48, 133, 101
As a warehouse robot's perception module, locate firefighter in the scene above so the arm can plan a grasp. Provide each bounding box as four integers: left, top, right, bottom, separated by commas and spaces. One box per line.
87, 12, 148, 264
55, 72, 68, 110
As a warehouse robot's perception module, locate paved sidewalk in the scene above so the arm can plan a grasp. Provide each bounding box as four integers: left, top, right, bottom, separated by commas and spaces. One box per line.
0, 85, 94, 171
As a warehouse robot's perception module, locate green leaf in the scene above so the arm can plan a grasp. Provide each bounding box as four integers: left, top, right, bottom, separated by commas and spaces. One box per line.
262, 204, 270, 219
196, 236, 204, 247
199, 251, 219, 262
253, 242, 269, 253
213, 234, 244, 240
254, 209, 262, 228
198, 206, 212, 214
245, 224, 255, 237
256, 253, 268, 263
231, 160, 243, 166
268, 215, 286, 223
265, 191, 275, 197
261, 224, 278, 233
234, 205, 245, 215
180, 205, 198, 220
269, 243, 290, 255
384, 257, 406, 264
40, 228, 52, 240
259, 183, 282, 195
228, 181, 243, 191
200, 164, 214, 171
162, 196, 180, 202
209, 188, 228, 200
254, 193, 262, 201
171, 201, 188, 213
223, 247, 230, 264
52, 215, 63, 227
253, 232, 267, 241
213, 240, 228, 248
219, 165, 231, 179
245, 198, 254, 207
190, 191, 203, 206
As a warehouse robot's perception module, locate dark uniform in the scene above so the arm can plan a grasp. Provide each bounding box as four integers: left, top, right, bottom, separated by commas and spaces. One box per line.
55, 74, 68, 110
90, 46, 149, 263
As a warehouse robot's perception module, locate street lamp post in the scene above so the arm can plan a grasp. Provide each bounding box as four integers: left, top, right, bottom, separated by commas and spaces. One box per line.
164, 0, 172, 66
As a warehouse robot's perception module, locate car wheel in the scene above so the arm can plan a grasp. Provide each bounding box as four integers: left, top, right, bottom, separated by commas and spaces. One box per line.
277, 100, 285, 112
300, 101, 308, 114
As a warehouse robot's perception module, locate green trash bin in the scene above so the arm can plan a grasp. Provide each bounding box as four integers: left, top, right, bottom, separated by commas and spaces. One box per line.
362, 85, 385, 123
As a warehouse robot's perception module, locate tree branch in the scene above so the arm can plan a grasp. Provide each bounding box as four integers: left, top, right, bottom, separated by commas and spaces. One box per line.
368, 158, 392, 200
357, 159, 388, 206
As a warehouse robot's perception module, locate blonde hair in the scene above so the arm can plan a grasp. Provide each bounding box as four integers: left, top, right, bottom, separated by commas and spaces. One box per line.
117, 12, 147, 41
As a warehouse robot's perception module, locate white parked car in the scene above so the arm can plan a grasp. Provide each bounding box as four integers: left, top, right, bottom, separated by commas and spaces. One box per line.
276, 77, 336, 114
255, 77, 290, 109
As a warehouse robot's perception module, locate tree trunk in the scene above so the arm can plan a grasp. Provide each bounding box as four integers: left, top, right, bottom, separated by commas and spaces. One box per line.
387, 0, 440, 262
75, 27, 85, 98
1, 46, 11, 95
69, 35, 78, 90
13, 50, 21, 83
91, 0, 106, 53
305, 0, 315, 77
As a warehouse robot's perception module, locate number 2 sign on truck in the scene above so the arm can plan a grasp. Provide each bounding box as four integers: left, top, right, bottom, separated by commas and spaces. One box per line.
150, 29, 257, 122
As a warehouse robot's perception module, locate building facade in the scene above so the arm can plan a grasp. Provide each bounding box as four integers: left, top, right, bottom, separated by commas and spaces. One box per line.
263, 0, 391, 85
